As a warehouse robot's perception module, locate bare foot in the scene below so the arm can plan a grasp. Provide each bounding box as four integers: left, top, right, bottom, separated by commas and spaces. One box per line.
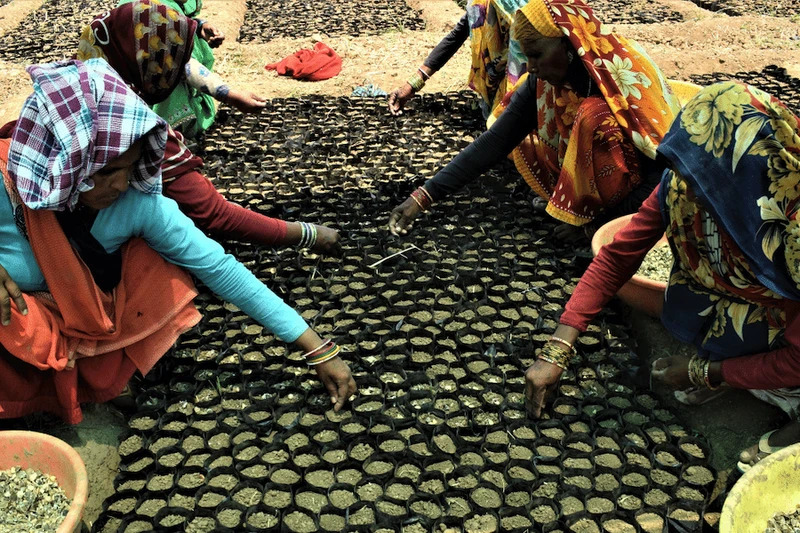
739, 419, 800, 467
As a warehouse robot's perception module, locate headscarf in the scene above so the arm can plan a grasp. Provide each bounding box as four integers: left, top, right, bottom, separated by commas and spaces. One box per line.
77, 0, 197, 105
657, 81, 800, 359
503, 0, 680, 160
7, 59, 167, 211
466, 0, 529, 111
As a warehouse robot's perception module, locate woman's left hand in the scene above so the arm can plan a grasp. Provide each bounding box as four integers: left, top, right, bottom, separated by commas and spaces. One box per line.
199, 23, 225, 48
225, 89, 267, 113
651, 356, 692, 389
314, 356, 357, 412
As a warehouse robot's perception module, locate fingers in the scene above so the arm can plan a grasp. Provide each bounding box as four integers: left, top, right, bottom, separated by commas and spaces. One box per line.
388, 210, 403, 235
387, 91, 403, 116
0, 269, 26, 326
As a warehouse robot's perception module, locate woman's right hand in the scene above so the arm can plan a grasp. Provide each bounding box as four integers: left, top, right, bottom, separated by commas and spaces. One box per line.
311, 225, 342, 256
387, 83, 415, 116
314, 356, 357, 412
525, 357, 564, 418
0, 264, 27, 326
388, 196, 422, 235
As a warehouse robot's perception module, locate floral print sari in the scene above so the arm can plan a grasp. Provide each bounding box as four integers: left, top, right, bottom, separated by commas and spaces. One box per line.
498, 0, 680, 226
657, 81, 800, 360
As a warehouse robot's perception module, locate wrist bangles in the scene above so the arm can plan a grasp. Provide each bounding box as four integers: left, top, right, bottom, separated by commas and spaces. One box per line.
302, 338, 340, 366
298, 222, 318, 249
410, 186, 433, 212
537, 335, 578, 370
687, 354, 719, 390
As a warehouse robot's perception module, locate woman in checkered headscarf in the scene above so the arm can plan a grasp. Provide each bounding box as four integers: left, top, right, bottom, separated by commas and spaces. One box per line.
0, 59, 355, 423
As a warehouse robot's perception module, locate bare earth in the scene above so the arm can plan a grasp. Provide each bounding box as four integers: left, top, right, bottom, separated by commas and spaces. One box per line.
0, 0, 798, 527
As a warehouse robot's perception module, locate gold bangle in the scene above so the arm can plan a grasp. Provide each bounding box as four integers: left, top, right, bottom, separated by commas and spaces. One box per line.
550, 335, 576, 354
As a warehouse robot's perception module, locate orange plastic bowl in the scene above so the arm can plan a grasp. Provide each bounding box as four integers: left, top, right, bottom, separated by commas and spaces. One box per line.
0, 430, 89, 533
591, 214, 668, 318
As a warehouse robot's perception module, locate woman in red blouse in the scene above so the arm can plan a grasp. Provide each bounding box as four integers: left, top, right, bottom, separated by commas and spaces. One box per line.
526, 81, 800, 472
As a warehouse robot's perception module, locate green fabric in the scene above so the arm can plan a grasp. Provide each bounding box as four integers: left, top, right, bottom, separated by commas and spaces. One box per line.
117, 0, 217, 138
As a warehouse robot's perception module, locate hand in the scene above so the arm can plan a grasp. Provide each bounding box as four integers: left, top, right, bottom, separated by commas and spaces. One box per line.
651, 356, 692, 390
199, 23, 225, 48
225, 89, 267, 113
314, 356, 357, 411
311, 225, 342, 256
525, 357, 564, 418
388, 196, 422, 235
387, 83, 415, 116
0, 263, 27, 326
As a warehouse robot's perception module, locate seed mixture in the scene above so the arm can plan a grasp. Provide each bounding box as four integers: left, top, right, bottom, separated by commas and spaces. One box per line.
0, 467, 72, 532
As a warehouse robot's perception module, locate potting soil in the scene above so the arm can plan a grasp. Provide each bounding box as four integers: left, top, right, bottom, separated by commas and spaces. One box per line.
90, 92, 718, 532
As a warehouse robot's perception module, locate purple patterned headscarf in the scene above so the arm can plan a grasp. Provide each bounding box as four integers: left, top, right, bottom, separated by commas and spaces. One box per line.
7, 58, 167, 211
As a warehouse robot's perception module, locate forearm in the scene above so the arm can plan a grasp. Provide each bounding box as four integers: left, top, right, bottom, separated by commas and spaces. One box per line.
423, 75, 538, 201
184, 58, 230, 102
560, 189, 666, 331
422, 14, 470, 73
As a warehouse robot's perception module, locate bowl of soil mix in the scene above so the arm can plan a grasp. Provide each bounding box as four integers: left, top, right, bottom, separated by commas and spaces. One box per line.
591, 214, 669, 318
0, 430, 89, 532
720, 442, 800, 533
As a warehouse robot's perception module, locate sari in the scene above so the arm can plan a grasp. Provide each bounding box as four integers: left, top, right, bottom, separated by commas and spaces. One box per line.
0, 60, 200, 423
78, 0, 204, 179
146, 0, 217, 137
466, 0, 528, 112
498, 0, 680, 226
657, 81, 800, 362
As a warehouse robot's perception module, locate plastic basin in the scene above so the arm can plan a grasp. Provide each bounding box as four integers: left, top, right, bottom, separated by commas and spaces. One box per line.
0, 430, 89, 533
720, 442, 800, 533
591, 213, 668, 318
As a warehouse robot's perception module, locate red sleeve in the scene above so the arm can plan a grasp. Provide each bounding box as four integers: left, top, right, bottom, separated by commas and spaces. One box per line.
560, 187, 666, 331
721, 301, 800, 389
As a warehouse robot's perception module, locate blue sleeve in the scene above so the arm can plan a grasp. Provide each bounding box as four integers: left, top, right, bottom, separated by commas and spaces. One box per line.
93, 191, 309, 342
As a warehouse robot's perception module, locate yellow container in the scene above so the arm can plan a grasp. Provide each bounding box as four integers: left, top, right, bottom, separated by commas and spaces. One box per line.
720, 442, 800, 533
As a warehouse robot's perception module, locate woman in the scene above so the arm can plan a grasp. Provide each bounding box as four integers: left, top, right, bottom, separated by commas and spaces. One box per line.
0, 59, 356, 424
117, 0, 265, 137
387, 0, 528, 118
388, 0, 680, 240
77, 0, 340, 254
525, 81, 800, 472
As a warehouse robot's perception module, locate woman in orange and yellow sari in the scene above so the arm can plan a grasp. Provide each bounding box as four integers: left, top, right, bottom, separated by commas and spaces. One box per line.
388, 0, 680, 240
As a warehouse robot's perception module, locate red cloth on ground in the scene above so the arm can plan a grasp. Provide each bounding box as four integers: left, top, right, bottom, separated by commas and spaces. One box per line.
265, 42, 342, 81
162, 169, 288, 245
560, 186, 800, 390
0, 139, 201, 423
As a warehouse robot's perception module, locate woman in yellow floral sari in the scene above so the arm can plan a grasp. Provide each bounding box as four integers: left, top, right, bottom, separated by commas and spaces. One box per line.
524, 81, 800, 472
388, 0, 680, 238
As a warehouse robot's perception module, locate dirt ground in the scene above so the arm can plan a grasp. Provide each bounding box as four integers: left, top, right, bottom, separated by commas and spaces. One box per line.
0, 0, 798, 528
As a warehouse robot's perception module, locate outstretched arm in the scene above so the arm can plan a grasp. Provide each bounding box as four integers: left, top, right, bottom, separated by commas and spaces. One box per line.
184, 58, 266, 113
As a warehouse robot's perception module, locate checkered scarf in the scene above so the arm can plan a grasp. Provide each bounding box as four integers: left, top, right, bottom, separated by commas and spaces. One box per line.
8, 59, 167, 211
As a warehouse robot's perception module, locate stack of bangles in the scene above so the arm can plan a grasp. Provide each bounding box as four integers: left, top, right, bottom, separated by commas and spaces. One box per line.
303, 338, 340, 366
687, 354, 719, 390
298, 222, 318, 249
537, 336, 577, 370
407, 68, 428, 92
410, 186, 433, 212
